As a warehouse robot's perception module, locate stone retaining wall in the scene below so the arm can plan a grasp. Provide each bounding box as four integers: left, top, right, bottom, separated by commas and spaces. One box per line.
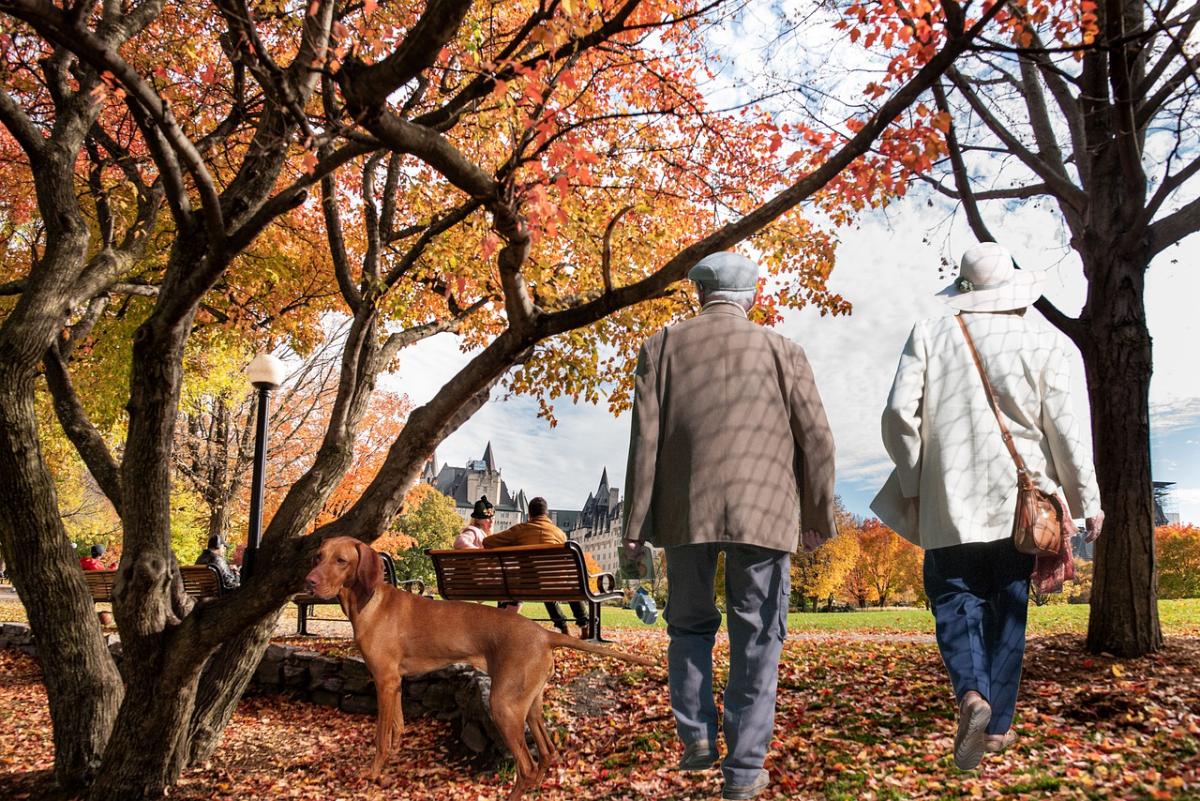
0, 623, 505, 760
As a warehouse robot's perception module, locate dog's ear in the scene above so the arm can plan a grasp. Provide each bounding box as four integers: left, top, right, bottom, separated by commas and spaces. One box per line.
351, 540, 383, 608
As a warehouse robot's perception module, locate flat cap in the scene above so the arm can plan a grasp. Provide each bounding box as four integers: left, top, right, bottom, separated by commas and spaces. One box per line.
687, 251, 760, 292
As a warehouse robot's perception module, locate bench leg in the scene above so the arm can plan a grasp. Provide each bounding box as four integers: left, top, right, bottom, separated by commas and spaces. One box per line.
584, 601, 612, 644
297, 603, 309, 636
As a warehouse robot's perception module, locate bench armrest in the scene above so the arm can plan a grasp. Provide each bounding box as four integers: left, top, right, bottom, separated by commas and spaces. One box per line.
594, 572, 616, 595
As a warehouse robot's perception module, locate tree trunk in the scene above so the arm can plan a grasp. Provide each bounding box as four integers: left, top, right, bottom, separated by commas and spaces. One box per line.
182, 611, 281, 768
88, 653, 206, 801
1083, 249, 1162, 657
205, 499, 231, 546
0, 373, 124, 791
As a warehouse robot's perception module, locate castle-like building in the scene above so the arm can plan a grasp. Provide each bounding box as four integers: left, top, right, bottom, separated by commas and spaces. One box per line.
565, 468, 624, 576
422, 443, 528, 531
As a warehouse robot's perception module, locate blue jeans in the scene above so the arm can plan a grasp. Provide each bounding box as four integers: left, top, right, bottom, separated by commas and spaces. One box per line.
665, 543, 790, 785
923, 539, 1034, 735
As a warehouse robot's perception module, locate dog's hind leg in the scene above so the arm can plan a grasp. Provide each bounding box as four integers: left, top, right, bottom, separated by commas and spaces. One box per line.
491, 669, 542, 801
526, 687, 558, 785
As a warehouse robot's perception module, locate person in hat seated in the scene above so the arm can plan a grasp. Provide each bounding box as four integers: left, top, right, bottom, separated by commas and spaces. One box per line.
195, 536, 240, 591
454, 496, 495, 549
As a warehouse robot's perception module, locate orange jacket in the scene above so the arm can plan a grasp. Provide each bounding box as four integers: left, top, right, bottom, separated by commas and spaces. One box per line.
482, 516, 567, 548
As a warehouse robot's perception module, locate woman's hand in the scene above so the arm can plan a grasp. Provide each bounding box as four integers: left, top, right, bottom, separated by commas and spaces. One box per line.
1085, 511, 1105, 543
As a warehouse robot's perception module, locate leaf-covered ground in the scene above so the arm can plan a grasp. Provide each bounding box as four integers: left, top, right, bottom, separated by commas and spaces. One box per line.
3, 628, 1198, 800
4, 596, 1199, 637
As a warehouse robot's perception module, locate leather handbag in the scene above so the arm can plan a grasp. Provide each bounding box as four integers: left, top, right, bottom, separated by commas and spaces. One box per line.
956, 315, 1064, 558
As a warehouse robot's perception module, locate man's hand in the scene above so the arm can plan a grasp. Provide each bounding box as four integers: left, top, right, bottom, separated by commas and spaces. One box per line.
800, 530, 826, 553
621, 539, 647, 574
1085, 511, 1105, 544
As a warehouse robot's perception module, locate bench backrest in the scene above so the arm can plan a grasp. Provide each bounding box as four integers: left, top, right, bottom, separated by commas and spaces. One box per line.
83, 565, 222, 603
82, 570, 118, 602
180, 565, 222, 598
426, 541, 594, 602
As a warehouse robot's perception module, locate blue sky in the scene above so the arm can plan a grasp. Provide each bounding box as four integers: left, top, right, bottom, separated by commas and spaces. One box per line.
382, 191, 1200, 525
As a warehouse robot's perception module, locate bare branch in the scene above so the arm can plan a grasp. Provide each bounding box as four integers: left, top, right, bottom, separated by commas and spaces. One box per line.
320, 154, 361, 311
1147, 192, 1200, 254
946, 66, 1089, 211
382, 199, 483, 289
338, 0, 474, 108
380, 298, 490, 360
601, 205, 635, 294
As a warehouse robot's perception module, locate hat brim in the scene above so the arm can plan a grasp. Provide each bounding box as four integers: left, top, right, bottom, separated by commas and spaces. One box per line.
936, 269, 1047, 312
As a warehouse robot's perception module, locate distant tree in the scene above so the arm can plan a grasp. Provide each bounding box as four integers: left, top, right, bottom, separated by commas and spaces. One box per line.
893, 539, 927, 608
856, 519, 908, 608
792, 532, 860, 611
1157, 524, 1200, 599
388, 484, 462, 584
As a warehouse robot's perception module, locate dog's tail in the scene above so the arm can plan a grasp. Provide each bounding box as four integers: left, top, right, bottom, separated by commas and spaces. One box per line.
548, 633, 655, 667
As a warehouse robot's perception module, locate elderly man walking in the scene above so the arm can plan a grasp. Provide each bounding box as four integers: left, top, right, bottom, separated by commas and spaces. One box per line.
621, 252, 837, 800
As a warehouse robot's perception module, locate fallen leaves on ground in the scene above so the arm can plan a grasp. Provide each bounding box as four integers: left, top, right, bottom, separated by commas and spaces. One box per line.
2, 632, 1198, 800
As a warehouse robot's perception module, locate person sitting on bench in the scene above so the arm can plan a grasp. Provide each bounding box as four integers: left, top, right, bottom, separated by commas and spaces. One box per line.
196, 536, 240, 591
483, 496, 589, 636
79, 543, 107, 571
454, 496, 494, 549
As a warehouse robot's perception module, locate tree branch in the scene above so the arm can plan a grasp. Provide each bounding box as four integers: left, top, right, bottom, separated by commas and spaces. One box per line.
338, 0, 473, 108
2, 0, 227, 247
0, 89, 46, 159
945, 66, 1089, 212
1147, 192, 1200, 254
43, 342, 123, 513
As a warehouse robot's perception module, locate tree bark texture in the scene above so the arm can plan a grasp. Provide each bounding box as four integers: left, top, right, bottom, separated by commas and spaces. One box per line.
1082, 249, 1162, 656
0, 372, 124, 791
88, 653, 206, 801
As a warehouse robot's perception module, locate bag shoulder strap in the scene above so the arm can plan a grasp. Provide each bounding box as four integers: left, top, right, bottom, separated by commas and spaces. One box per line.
954, 314, 1030, 476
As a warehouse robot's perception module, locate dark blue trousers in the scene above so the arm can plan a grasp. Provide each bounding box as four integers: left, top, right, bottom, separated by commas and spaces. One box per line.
923, 539, 1034, 735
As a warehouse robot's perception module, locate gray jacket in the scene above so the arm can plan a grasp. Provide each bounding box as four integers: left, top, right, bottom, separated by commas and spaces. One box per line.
623, 304, 837, 552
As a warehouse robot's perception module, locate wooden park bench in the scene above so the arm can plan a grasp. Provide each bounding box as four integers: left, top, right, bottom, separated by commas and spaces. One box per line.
425, 541, 622, 642
292, 552, 426, 635
83, 564, 226, 603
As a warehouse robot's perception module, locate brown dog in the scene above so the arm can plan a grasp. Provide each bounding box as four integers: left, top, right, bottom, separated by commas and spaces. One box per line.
304, 536, 654, 800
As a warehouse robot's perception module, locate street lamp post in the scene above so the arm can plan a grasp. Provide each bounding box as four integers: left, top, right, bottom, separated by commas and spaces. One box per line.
243, 353, 285, 581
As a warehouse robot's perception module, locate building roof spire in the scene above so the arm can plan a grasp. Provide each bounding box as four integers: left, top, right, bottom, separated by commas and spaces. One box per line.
599, 467, 609, 490
482, 441, 497, 472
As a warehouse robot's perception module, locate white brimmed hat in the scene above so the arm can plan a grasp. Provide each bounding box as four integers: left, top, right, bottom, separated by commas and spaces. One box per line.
937, 242, 1047, 312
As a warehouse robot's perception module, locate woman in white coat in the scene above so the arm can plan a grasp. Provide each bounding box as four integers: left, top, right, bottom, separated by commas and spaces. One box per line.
873, 242, 1104, 770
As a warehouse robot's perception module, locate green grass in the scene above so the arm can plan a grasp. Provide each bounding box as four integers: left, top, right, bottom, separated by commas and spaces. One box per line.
527, 598, 1200, 635
1, 591, 1196, 636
